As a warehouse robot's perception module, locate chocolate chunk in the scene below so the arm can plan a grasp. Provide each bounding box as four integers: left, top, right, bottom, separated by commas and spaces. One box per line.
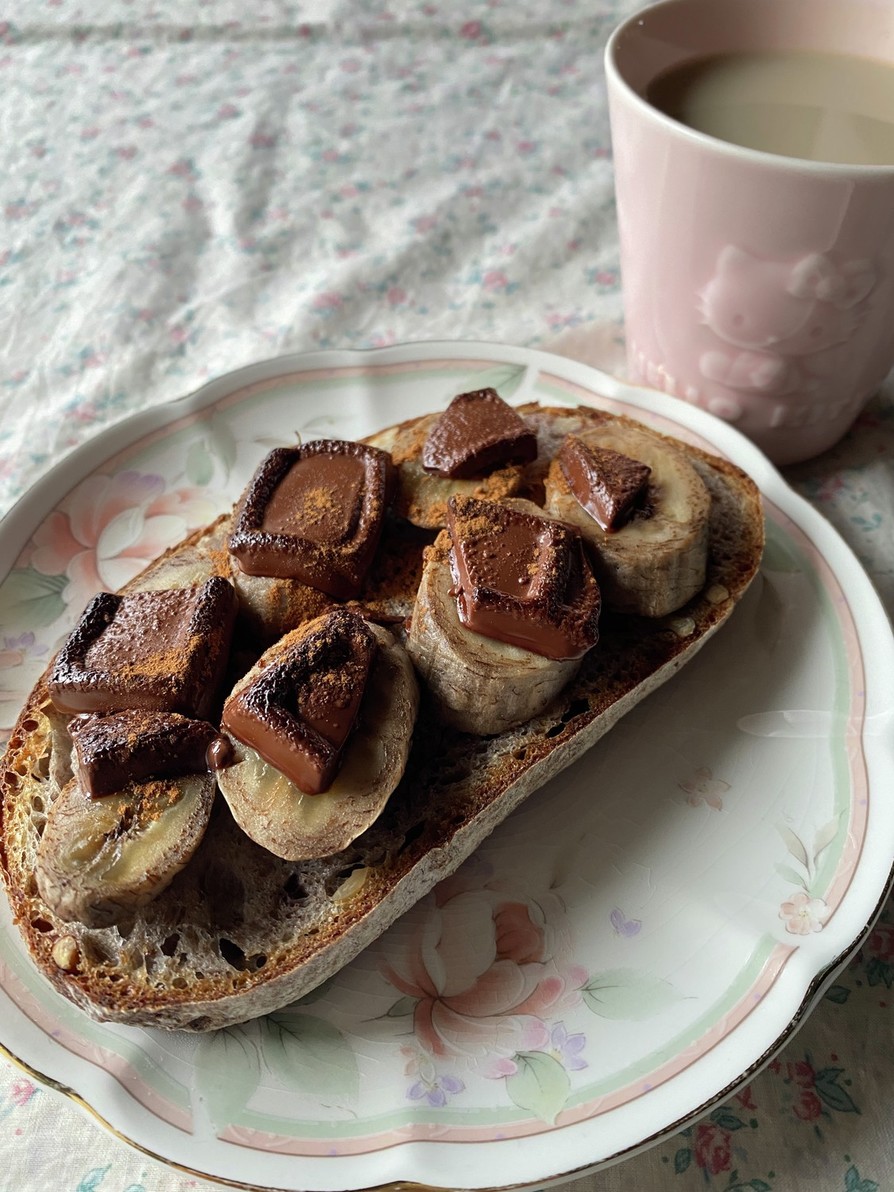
558, 436, 651, 532
422, 389, 537, 478
228, 440, 395, 599
446, 496, 600, 660
221, 608, 378, 795
71, 710, 221, 797
48, 578, 238, 719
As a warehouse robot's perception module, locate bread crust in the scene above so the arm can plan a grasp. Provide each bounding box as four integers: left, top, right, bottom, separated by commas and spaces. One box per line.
0, 405, 764, 1030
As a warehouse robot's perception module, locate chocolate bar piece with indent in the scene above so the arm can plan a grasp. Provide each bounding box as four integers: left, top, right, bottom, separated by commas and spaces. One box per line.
446, 495, 600, 660
558, 436, 651, 532
221, 608, 377, 795
71, 710, 222, 797
48, 578, 238, 719
228, 440, 395, 599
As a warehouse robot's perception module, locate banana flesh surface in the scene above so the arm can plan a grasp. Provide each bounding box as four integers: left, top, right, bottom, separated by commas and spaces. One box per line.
128, 517, 230, 593
407, 533, 581, 736
366, 416, 526, 529
35, 771, 216, 928
127, 510, 336, 644
228, 570, 336, 644
216, 622, 419, 861
544, 422, 710, 617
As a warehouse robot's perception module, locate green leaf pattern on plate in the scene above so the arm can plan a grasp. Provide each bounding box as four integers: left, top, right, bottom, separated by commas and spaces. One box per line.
193, 1025, 262, 1133
505, 1051, 570, 1124
581, 969, 683, 1022
259, 1011, 359, 1102
0, 568, 67, 630
192, 1011, 361, 1132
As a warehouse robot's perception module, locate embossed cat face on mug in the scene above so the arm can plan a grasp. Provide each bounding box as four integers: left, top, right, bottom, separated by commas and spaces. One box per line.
699, 248, 871, 356
606, 0, 894, 465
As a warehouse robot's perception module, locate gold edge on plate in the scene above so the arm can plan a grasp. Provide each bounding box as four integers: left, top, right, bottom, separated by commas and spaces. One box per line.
0, 855, 890, 1192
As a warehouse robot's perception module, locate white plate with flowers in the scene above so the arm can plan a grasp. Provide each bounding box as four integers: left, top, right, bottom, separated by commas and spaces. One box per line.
0, 342, 891, 1192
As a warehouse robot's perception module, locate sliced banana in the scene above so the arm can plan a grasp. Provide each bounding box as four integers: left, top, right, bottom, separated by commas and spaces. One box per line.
514, 403, 614, 499
228, 570, 337, 644
128, 515, 231, 593
124, 511, 332, 646
544, 421, 710, 617
407, 527, 582, 736
365, 414, 526, 529
217, 621, 418, 861
35, 772, 216, 928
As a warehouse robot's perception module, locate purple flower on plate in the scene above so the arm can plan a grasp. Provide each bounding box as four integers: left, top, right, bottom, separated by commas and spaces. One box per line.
610, 907, 642, 938
3, 632, 38, 654
407, 1072, 465, 1108
550, 1022, 587, 1072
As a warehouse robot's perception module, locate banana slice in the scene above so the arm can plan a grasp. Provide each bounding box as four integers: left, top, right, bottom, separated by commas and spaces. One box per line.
217, 620, 418, 861
514, 403, 614, 499
121, 510, 332, 646
35, 772, 216, 928
407, 512, 588, 737
365, 414, 526, 529
228, 570, 337, 644
128, 515, 232, 593
544, 421, 710, 617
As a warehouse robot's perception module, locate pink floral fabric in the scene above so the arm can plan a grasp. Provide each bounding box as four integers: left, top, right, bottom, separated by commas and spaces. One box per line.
0, 2, 891, 1191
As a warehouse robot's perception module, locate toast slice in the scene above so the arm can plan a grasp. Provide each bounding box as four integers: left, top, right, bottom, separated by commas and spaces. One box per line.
0, 404, 764, 1030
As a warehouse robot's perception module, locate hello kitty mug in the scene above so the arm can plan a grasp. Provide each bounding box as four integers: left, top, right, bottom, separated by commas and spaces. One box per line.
605, 0, 894, 465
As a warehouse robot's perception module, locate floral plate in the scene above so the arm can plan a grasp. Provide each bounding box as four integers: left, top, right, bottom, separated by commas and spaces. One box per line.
0, 342, 892, 1192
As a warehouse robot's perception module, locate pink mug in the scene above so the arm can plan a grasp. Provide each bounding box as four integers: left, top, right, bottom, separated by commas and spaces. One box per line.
605, 0, 894, 465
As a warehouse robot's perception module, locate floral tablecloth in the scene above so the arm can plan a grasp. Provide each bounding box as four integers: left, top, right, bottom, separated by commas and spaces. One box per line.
0, 3, 892, 1191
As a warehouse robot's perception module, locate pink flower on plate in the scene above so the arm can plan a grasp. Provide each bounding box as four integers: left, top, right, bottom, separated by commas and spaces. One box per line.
678, 766, 730, 811
30, 471, 216, 612
382, 874, 585, 1076
779, 891, 831, 936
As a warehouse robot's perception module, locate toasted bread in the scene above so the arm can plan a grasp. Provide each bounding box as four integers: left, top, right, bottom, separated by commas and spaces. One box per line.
0, 403, 764, 1030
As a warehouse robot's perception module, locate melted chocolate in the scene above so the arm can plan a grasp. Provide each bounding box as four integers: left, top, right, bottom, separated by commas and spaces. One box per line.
558, 436, 651, 531
206, 735, 235, 771
446, 496, 600, 660
422, 389, 537, 478
221, 608, 377, 795
71, 710, 220, 797
228, 440, 395, 599
48, 578, 238, 718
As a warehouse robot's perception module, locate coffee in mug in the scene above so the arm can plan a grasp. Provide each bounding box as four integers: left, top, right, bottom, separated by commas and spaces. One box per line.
647, 50, 894, 166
